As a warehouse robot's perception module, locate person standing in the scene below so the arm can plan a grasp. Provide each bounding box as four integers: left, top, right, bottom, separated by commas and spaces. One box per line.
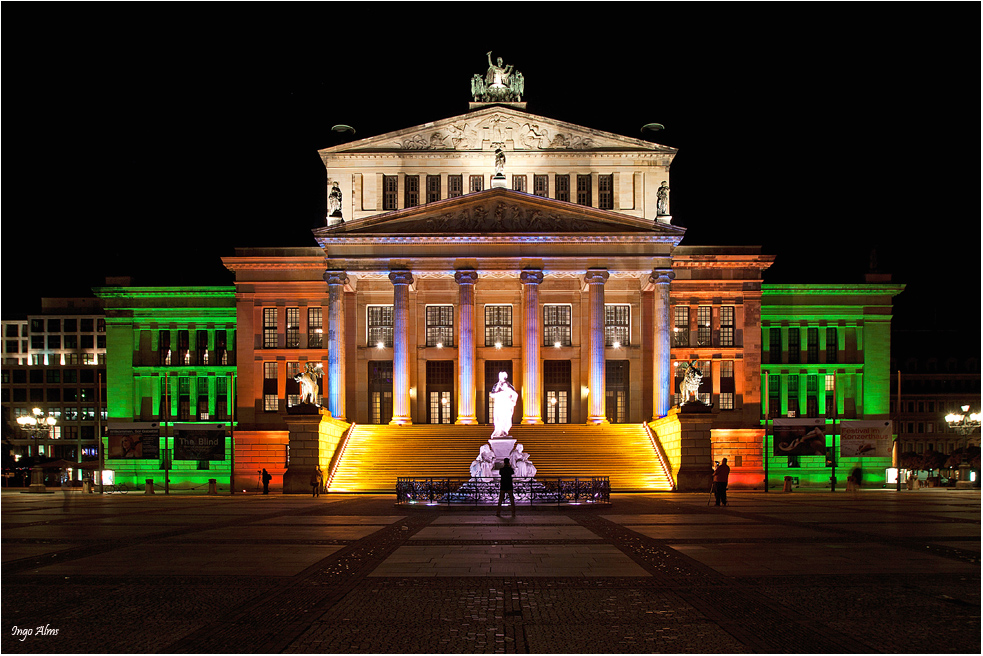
712, 458, 731, 506
311, 466, 323, 498
496, 458, 516, 518
261, 468, 272, 495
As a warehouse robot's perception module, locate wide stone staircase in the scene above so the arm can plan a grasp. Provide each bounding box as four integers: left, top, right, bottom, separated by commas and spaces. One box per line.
326, 423, 674, 493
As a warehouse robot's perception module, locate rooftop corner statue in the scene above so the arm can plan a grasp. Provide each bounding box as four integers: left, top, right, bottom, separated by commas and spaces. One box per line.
471, 51, 524, 103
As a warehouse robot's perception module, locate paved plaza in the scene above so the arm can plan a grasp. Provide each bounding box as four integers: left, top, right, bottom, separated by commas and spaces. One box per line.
2, 488, 979, 654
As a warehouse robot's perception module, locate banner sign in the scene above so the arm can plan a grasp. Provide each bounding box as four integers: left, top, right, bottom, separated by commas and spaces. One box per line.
840, 420, 893, 458
773, 418, 827, 456
173, 424, 226, 461
107, 422, 160, 459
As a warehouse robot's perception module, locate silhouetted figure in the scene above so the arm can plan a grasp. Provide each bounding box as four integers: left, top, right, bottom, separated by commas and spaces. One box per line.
496, 459, 516, 518
262, 468, 272, 495
713, 458, 731, 506
311, 466, 323, 498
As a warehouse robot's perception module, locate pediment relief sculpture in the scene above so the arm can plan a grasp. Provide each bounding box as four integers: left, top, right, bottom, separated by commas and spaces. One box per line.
394, 113, 598, 151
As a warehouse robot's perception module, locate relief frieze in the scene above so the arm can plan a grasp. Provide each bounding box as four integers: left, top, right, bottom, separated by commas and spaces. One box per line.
394, 114, 598, 151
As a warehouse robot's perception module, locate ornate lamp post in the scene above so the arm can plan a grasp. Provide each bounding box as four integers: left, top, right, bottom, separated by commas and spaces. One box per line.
944, 405, 980, 489
17, 407, 57, 494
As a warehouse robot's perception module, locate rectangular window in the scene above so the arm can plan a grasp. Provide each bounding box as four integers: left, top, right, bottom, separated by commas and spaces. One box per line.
787, 375, 799, 417
826, 327, 838, 364
64, 334, 77, 349
533, 174, 549, 197
543, 305, 572, 347
426, 175, 440, 203
367, 306, 394, 348
484, 305, 512, 347
768, 374, 781, 419
196, 330, 209, 365
469, 175, 484, 193
215, 376, 229, 421
308, 307, 323, 348
697, 306, 711, 346
178, 376, 191, 421
197, 377, 209, 420
64, 319, 77, 333
31, 319, 44, 332
788, 328, 800, 364
285, 308, 300, 349
555, 174, 570, 202
825, 374, 836, 417
263, 308, 278, 349
769, 328, 782, 364
576, 174, 592, 206
263, 362, 278, 412
383, 175, 398, 210
448, 175, 463, 198
48, 335, 61, 349
719, 306, 735, 347
425, 306, 454, 347
404, 175, 420, 208
807, 328, 819, 363
673, 306, 690, 347
159, 331, 172, 365
286, 362, 301, 407
807, 374, 819, 417
598, 174, 613, 209
81, 318, 94, 332
512, 175, 527, 192
48, 319, 61, 333
604, 304, 630, 347
719, 361, 735, 410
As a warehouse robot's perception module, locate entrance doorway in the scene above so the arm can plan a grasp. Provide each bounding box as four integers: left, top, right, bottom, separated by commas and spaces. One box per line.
605, 360, 629, 423
544, 360, 571, 424
484, 360, 515, 425
426, 360, 454, 424
368, 361, 393, 424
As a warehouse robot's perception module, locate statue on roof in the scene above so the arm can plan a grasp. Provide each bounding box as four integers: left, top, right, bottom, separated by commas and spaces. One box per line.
471, 52, 523, 103
327, 180, 343, 225
656, 181, 670, 217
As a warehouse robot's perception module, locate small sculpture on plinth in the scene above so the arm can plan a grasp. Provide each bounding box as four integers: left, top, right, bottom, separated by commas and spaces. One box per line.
294, 362, 323, 406
509, 443, 537, 479
489, 371, 518, 438
327, 181, 343, 225
656, 181, 670, 218
679, 360, 712, 412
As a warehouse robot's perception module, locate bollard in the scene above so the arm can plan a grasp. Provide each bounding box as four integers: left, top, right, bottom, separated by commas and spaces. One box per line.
782, 476, 793, 493
208, 478, 218, 495
145, 479, 155, 494
83, 480, 93, 494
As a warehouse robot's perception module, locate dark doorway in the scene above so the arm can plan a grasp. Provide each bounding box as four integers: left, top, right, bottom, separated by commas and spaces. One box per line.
605, 360, 629, 423
544, 360, 571, 424
368, 361, 393, 424
426, 360, 454, 424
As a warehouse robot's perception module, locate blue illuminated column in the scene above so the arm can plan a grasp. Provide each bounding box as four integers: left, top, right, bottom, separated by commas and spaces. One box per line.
585, 269, 610, 424
651, 268, 675, 418
389, 270, 414, 425
520, 269, 544, 425
455, 270, 478, 424
323, 270, 348, 419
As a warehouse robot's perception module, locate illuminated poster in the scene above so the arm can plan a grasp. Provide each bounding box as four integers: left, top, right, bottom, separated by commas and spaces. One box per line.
107, 422, 160, 459
173, 424, 226, 461
773, 418, 827, 456
840, 420, 893, 457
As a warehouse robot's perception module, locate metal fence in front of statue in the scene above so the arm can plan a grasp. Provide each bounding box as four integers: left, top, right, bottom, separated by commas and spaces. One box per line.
395, 476, 610, 506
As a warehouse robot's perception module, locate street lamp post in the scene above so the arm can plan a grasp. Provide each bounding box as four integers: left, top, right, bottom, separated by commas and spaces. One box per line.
944, 405, 980, 489
17, 407, 57, 494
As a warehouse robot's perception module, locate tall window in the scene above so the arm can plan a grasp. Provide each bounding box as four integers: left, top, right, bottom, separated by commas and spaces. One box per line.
178, 376, 191, 421
285, 308, 300, 348
533, 174, 549, 197
215, 376, 229, 421
788, 328, 800, 364
368, 306, 394, 348
383, 175, 398, 210
673, 306, 689, 347
768, 374, 781, 418
604, 304, 630, 347
308, 307, 323, 348
719, 361, 735, 410
806, 374, 819, 417
425, 306, 454, 347
825, 374, 836, 417
263, 308, 278, 349
286, 362, 301, 407
426, 175, 441, 203
576, 174, 592, 206
178, 330, 191, 365
159, 330, 171, 365
544, 305, 572, 347
484, 305, 512, 347
769, 328, 782, 364
826, 327, 838, 364
196, 330, 209, 365
598, 174, 613, 209
448, 175, 463, 198
697, 306, 711, 346
512, 175, 527, 192
404, 175, 420, 207
555, 174, 570, 202
719, 306, 735, 347
263, 362, 278, 412
787, 375, 799, 416
807, 328, 819, 363
469, 175, 484, 193
197, 377, 209, 420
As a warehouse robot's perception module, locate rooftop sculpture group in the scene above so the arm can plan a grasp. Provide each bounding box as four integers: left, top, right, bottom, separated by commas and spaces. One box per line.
471, 51, 524, 103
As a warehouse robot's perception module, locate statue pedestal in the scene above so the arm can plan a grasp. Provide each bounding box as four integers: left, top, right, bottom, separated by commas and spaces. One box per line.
488, 437, 516, 461
491, 173, 507, 189
283, 407, 328, 494
656, 214, 673, 224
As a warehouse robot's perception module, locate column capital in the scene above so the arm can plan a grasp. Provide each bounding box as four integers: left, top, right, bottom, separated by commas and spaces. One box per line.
650, 268, 675, 285
584, 269, 610, 285
520, 269, 544, 285
323, 270, 349, 286
388, 270, 414, 286
454, 269, 478, 285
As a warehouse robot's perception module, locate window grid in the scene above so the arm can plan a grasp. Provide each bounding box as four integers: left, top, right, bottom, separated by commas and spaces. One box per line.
448, 175, 463, 198
368, 306, 394, 348
426, 175, 440, 203
512, 175, 527, 192
425, 306, 454, 347
308, 307, 322, 348
673, 306, 689, 347
598, 174, 613, 209
404, 175, 420, 207
484, 305, 512, 347
719, 306, 735, 347
807, 328, 819, 363
543, 305, 572, 347
285, 308, 300, 349
719, 361, 735, 410
769, 328, 782, 364
604, 304, 630, 347
383, 175, 398, 210
788, 328, 800, 364
555, 174, 570, 202
469, 175, 484, 193
576, 174, 591, 206
263, 308, 277, 349
697, 306, 711, 346
533, 174, 548, 197
826, 327, 838, 364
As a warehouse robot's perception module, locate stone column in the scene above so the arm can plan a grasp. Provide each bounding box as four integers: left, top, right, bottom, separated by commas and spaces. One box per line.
585, 269, 610, 424
389, 270, 414, 425
455, 270, 478, 424
651, 268, 675, 419
323, 270, 348, 420
520, 270, 544, 425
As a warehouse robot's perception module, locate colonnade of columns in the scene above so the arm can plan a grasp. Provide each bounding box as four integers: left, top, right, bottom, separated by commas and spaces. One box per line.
321, 268, 675, 425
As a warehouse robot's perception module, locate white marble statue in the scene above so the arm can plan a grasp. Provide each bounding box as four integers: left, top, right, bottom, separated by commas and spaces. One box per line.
294, 362, 323, 405
489, 371, 518, 437
478, 443, 495, 478
509, 443, 537, 479
680, 360, 703, 404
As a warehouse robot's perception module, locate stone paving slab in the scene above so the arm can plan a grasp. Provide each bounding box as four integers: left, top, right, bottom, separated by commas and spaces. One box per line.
431, 514, 577, 524
628, 523, 830, 540
250, 515, 406, 525
825, 521, 982, 538
2, 523, 175, 540
410, 525, 600, 540
603, 513, 754, 524
159, 524, 385, 541
1, 542, 82, 562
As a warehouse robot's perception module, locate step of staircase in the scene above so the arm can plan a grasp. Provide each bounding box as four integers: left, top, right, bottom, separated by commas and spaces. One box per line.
327, 424, 673, 493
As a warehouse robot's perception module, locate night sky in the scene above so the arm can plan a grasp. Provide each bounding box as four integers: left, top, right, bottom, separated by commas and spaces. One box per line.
2, 6, 979, 341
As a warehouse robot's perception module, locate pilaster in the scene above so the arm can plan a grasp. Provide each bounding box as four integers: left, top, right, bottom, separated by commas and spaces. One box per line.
389, 270, 414, 425
520, 269, 544, 424
585, 269, 609, 424
455, 270, 478, 424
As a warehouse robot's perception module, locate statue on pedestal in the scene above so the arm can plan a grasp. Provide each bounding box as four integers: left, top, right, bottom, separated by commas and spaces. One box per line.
509, 443, 537, 479
656, 181, 670, 217
327, 181, 343, 224
679, 360, 703, 405
294, 362, 323, 405
489, 371, 518, 437
470, 52, 524, 103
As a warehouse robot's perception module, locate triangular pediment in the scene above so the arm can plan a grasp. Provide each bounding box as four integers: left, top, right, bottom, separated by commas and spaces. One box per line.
313, 188, 685, 238
318, 106, 676, 155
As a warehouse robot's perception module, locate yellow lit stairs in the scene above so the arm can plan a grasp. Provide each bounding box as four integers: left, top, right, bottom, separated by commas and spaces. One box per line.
327, 423, 673, 493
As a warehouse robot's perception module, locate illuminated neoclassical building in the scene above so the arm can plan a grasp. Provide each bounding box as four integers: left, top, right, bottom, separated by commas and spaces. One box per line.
93, 71, 903, 493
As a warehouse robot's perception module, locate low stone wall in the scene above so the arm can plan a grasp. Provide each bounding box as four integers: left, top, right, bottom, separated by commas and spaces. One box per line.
233, 430, 288, 492
649, 408, 714, 492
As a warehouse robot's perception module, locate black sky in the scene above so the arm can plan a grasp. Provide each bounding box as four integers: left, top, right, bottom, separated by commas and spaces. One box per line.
2, 5, 979, 339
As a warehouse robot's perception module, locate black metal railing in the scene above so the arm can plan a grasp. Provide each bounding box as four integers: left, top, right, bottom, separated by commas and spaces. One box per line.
395, 476, 610, 506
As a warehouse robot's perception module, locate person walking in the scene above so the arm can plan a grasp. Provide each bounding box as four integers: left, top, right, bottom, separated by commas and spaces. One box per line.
496, 459, 516, 518
311, 466, 323, 498
712, 458, 731, 506
261, 468, 272, 495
